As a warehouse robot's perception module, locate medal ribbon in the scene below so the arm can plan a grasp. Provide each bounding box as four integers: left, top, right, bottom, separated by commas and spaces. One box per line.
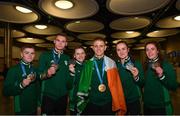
148, 57, 159, 69
123, 56, 134, 69
93, 58, 105, 84
52, 49, 60, 64
20, 62, 34, 78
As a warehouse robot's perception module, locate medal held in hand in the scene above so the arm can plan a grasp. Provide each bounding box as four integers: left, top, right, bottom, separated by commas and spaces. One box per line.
68, 59, 76, 65
124, 57, 134, 71
50, 60, 59, 71
150, 57, 160, 70
27, 72, 36, 81
151, 62, 160, 70
98, 84, 106, 92
125, 62, 134, 71
20, 61, 35, 81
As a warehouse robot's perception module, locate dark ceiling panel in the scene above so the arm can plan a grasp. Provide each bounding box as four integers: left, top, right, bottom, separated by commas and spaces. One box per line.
0, 0, 179, 51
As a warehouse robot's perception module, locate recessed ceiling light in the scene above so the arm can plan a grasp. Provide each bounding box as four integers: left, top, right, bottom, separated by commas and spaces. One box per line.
75, 21, 81, 23
55, 0, 74, 10
83, 46, 87, 49
134, 17, 139, 19
154, 30, 159, 33
126, 31, 134, 34
113, 39, 122, 44
15, 6, 32, 13
174, 15, 180, 21
34, 25, 48, 30
26, 37, 33, 40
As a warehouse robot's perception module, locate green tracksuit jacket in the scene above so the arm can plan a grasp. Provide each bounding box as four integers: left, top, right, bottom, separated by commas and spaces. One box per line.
69, 61, 84, 111
144, 60, 178, 114
116, 60, 144, 103
38, 50, 70, 100
89, 57, 112, 105
3, 60, 40, 114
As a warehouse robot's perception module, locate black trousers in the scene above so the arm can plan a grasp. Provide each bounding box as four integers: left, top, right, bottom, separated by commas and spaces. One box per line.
126, 99, 141, 115
41, 95, 67, 115
82, 102, 115, 115
70, 110, 77, 115
15, 111, 36, 115
144, 105, 166, 115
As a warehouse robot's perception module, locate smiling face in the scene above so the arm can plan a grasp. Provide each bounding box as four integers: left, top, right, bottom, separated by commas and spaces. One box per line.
21, 48, 35, 63
116, 42, 129, 60
92, 39, 107, 58
145, 43, 159, 60
54, 35, 67, 52
74, 48, 86, 62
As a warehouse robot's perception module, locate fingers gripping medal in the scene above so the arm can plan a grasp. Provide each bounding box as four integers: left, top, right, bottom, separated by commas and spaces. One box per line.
27, 73, 36, 81
124, 57, 134, 71
150, 57, 160, 70
20, 61, 35, 81
125, 62, 134, 71
51, 62, 59, 71
151, 62, 160, 70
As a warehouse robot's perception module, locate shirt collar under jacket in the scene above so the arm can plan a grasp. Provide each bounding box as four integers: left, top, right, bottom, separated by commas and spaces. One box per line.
76, 60, 83, 65
93, 55, 104, 61
148, 56, 159, 63
124, 56, 130, 63
53, 48, 63, 55
117, 56, 130, 64
20, 59, 31, 66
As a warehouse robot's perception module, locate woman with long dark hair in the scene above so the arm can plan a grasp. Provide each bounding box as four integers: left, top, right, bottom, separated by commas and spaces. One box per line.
116, 41, 144, 115
143, 42, 178, 115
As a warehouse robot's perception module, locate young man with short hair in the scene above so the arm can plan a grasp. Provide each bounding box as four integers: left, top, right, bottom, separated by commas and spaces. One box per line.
3, 45, 40, 115
77, 38, 127, 115
38, 34, 70, 115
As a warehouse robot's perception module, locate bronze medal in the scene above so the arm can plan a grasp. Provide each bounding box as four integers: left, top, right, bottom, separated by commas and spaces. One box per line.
98, 84, 106, 92
152, 62, 160, 70
27, 73, 36, 81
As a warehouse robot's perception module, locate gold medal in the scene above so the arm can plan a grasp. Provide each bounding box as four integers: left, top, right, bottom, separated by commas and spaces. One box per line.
98, 84, 106, 92
27, 73, 36, 81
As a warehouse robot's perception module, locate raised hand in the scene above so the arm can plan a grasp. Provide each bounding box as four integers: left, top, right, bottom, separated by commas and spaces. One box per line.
47, 65, 57, 77
154, 66, 164, 77
130, 67, 139, 79
69, 64, 75, 73
21, 78, 32, 87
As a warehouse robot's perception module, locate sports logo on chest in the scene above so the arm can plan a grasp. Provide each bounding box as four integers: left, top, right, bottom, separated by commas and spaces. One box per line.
64, 60, 68, 66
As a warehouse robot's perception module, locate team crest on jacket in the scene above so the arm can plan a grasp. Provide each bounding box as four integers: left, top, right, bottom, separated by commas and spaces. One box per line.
50, 60, 55, 64
64, 60, 68, 65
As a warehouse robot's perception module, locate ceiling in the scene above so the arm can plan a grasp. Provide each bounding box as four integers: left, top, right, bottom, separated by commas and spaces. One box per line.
0, 0, 180, 53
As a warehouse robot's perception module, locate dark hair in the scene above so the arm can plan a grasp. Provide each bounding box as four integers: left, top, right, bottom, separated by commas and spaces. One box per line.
93, 37, 106, 45
116, 41, 135, 63
145, 41, 161, 52
56, 33, 67, 37
56, 33, 67, 40
21, 44, 35, 52
74, 46, 86, 55
144, 41, 163, 71
116, 41, 129, 48
144, 41, 162, 60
